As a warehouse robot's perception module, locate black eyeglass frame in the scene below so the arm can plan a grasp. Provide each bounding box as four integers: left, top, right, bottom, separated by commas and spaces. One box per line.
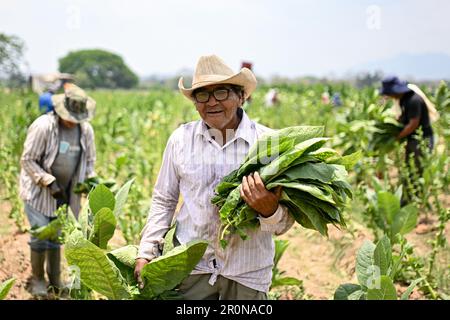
193, 86, 242, 103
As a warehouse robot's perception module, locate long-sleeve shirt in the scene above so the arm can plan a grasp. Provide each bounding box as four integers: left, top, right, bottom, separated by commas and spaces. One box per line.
138, 109, 295, 293
19, 112, 96, 217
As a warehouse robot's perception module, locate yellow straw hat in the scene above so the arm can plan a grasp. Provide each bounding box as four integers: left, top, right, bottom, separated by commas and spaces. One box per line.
178, 55, 257, 101
51, 84, 96, 123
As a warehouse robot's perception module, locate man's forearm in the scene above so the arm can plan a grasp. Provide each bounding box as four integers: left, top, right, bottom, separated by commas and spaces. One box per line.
21, 159, 55, 186
397, 118, 420, 140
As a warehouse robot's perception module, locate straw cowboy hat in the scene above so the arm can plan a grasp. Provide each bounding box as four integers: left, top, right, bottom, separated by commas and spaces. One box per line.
178, 55, 257, 101
51, 84, 96, 123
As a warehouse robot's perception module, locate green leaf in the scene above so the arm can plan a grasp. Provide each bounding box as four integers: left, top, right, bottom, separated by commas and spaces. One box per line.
78, 202, 90, 238
107, 245, 139, 269
334, 284, 364, 300
243, 126, 324, 165
113, 178, 135, 218
107, 245, 139, 286
391, 204, 418, 241
309, 147, 339, 161
373, 236, 392, 276
280, 162, 336, 184
0, 278, 15, 300
271, 276, 302, 288
377, 191, 400, 225
367, 275, 397, 300
274, 239, 290, 267
328, 150, 362, 170
394, 185, 403, 202
260, 137, 329, 181
140, 240, 208, 299
89, 208, 117, 249
268, 181, 336, 205
163, 223, 177, 255
356, 240, 376, 289
287, 196, 329, 236
371, 176, 383, 193
65, 231, 130, 300
29, 218, 62, 241
400, 278, 423, 300
89, 184, 115, 215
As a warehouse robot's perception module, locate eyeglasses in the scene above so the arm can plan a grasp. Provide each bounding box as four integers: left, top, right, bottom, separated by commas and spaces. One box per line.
193, 87, 233, 103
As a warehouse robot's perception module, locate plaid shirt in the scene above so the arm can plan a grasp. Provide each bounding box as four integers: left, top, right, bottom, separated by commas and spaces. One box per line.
19, 113, 96, 217
138, 110, 295, 293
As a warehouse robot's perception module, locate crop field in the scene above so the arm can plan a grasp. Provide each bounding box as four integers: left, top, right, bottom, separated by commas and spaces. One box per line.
0, 82, 449, 300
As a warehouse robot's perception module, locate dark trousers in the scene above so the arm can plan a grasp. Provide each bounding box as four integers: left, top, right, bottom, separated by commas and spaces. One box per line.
405, 136, 434, 174
402, 136, 434, 205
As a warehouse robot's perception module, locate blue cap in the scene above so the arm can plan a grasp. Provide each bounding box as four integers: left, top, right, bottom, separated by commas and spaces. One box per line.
380, 75, 411, 95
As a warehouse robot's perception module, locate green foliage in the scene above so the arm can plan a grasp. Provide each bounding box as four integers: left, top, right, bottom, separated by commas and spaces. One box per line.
365, 188, 418, 243
334, 284, 365, 300
89, 184, 116, 215
366, 276, 397, 300
29, 205, 79, 243
62, 181, 207, 300
271, 240, 303, 290
1, 82, 448, 300
334, 236, 422, 300
58, 49, 138, 89
73, 176, 116, 195
65, 230, 131, 300
89, 208, 116, 249
0, 32, 26, 87
213, 126, 356, 247
113, 178, 135, 218
369, 117, 403, 155
139, 240, 208, 299
0, 278, 15, 300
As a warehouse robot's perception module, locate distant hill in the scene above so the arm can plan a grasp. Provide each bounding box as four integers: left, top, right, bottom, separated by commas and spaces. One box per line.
351, 53, 450, 81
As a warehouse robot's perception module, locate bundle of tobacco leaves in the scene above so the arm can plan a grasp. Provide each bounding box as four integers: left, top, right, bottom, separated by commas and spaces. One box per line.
212, 126, 359, 248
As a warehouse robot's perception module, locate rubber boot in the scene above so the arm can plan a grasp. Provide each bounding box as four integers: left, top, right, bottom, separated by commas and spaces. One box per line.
46, 248, 61, 292
30, 249, 47, 297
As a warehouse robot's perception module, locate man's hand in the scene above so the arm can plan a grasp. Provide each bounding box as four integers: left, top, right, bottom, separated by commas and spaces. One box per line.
240, 171, 282, 218
48, 181, 66, 200
134, 258, 150, 289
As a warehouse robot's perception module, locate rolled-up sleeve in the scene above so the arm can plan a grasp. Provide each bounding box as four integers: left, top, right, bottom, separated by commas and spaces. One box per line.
258, 204, 295, 235
20, 119, 55, 187
137, 133, 181, 261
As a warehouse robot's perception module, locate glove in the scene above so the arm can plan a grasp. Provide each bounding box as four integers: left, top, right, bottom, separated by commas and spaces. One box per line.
48, 181, 67, 202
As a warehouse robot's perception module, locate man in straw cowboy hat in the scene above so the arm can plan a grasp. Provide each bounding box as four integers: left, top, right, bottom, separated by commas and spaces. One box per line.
135, 55, 295, 300
19, 84, 97, 297
380, 75, 439, 203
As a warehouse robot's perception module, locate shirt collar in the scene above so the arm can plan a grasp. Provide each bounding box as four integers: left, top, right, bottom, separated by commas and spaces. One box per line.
194, 108, 255, 145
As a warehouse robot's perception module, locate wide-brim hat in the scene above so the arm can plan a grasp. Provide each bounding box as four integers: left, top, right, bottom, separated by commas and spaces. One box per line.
380, 75, 412, 95
52, 84, 96, 123
178, 55, 257, 101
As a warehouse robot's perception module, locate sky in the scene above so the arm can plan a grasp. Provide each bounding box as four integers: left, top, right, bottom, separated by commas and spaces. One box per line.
1, 0, 450, 79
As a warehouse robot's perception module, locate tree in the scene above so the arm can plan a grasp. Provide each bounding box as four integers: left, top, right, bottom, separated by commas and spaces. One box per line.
58, 49, 139, 89
0, 33, 26, 87
355, 71, 384, 89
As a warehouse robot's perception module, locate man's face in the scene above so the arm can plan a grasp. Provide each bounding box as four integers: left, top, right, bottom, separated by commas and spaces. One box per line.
385, 93, 403, 100
193, 84, 243, 130
59, 118, 77, 129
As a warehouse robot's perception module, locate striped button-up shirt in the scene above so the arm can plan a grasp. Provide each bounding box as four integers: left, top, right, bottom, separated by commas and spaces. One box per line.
19, 113, 96, 217
138, 109, 295, 293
